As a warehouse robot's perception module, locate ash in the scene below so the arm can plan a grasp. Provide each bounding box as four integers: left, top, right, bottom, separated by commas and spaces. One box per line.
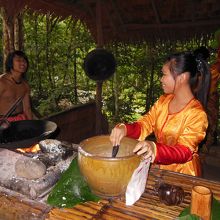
0, 140, 78, 200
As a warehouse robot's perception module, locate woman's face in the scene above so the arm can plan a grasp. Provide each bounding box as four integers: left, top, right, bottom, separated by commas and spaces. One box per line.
160, 62, 176, 94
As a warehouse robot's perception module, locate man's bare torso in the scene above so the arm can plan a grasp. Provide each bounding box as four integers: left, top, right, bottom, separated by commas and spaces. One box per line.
0, 73, 29, 116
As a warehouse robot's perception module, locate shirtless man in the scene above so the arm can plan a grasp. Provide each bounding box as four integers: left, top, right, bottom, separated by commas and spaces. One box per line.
0, 51, 32, 123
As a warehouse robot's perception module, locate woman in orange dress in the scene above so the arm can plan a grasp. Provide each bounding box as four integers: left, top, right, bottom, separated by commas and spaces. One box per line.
110, 52, 211, 176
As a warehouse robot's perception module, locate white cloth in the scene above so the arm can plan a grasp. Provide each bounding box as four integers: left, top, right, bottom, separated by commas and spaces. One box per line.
125, 158, 151, 205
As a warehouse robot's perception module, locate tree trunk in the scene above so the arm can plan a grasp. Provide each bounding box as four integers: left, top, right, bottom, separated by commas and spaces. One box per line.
45, 14, 53, 88
1, 8, 24, 71
113, 45, 119, 121
1, 8, 14, 71
14, 12, 24, 51
73, 48, 78, 104
113, 69, 119, 119
33, 14, 42, 97
145, 45, 155, 112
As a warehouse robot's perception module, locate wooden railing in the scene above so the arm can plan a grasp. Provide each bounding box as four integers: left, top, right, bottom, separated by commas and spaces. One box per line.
45, 102, 108, 144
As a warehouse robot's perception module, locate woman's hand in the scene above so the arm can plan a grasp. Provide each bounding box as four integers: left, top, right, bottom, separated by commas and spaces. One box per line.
133, 140, 156, 162
110, 124, 127, 146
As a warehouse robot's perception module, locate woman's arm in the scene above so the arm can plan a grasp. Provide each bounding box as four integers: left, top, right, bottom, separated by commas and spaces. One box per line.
133, 139, 193, 164
132, 108, 208, 165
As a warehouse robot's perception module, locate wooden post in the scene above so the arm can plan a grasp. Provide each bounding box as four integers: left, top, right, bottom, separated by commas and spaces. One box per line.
190, 185, 212, 220
95, 0, 104, 135
95, 80, 103, 134
1, 7, 24, 71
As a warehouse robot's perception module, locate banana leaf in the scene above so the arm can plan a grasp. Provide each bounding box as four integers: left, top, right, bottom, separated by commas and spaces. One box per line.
47, 158, 100, 208
178, 197, 220, 220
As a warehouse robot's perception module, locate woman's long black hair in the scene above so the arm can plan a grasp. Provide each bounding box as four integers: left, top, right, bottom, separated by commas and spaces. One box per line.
166, 52, 211, 109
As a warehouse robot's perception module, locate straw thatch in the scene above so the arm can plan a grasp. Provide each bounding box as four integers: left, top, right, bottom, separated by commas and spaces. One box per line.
0, 0, 220, 45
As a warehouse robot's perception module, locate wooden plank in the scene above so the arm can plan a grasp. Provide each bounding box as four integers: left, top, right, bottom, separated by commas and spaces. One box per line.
45, 102, 97, 143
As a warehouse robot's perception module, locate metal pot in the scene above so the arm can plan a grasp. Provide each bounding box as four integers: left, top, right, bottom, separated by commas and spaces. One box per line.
0, 120, 57, 149
83, 48, 116, 81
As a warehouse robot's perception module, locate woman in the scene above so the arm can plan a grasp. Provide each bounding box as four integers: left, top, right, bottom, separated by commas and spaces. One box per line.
110, 52, 211, 176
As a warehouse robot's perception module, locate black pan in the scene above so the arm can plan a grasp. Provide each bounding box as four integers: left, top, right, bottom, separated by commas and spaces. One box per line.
0, 120, 57, 149
83, 48, 116, 81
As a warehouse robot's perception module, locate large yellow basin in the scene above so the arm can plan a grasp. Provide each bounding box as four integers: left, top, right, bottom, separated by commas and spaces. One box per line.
78, 135, 140, 198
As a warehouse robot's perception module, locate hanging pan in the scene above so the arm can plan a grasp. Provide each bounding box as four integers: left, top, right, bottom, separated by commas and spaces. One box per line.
83, 48, 116, 81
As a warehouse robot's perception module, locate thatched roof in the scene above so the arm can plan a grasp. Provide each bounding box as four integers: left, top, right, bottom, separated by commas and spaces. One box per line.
0, 0, 220, 45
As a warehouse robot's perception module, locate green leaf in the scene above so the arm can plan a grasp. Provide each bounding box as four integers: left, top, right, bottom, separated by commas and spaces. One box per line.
212, 197, 220, 219
176, 214, 200, 220
179, 198, 220, 220
47, 158, 100, 208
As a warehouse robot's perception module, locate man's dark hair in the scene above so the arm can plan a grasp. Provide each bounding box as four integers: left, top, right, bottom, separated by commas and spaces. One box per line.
5, 50, 29, 73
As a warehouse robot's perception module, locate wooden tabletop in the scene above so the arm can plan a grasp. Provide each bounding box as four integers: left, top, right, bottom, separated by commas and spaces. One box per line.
1, 168, 220, 220
46, 168, 220, 220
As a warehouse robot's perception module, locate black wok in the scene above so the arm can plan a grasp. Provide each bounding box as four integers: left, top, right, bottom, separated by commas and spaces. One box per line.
0, 120, 57, 149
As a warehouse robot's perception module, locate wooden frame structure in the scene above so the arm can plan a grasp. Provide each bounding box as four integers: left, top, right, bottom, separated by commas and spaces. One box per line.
0, 0, 220, 45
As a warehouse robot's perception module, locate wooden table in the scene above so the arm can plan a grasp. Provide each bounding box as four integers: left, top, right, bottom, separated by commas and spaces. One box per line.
1, 168, 220, 220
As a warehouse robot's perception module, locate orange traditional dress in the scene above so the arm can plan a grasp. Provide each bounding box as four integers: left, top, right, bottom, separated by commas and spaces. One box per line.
125, 94, 208, 176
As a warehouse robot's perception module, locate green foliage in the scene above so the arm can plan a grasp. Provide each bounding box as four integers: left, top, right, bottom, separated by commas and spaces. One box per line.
23, 12, 96, 115
0, 11, 217, 127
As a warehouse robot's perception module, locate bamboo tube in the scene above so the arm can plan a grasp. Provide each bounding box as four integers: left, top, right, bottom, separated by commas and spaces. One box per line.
190, 185, 212, 220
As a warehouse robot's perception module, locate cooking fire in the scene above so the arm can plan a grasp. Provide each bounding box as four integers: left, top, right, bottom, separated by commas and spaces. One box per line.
17, 143, 41, 153
0, 139, 78, 200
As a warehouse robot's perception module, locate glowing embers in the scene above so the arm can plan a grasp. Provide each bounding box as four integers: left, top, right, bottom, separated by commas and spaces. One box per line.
16, 144, 40, 153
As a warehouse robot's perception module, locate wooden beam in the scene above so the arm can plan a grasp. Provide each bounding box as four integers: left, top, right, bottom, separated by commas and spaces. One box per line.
103, 3, 117, 36
150, 0, 160, 24
81, 0, 95, 18
96, 0, 103, 47
123, 19, 220, 29
164, 0, 176, 20
110, 0, 126, 32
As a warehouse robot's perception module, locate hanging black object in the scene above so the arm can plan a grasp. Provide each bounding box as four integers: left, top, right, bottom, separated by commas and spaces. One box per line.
83, 48, 116, 81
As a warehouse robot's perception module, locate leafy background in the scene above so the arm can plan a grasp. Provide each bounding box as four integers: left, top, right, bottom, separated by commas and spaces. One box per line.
0, 11, 218, 131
